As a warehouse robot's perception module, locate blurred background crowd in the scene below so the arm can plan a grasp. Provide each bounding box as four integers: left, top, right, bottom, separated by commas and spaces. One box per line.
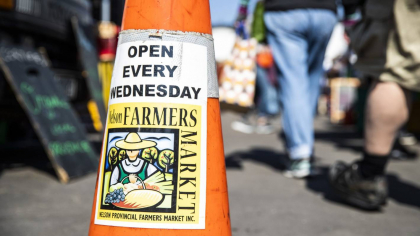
1, 0, 420, 235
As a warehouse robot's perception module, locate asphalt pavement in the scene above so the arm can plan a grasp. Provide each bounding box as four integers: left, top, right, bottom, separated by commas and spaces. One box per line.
1, 111, 420, 236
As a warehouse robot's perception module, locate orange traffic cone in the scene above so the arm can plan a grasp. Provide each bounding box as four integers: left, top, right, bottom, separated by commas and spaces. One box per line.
88, 0, 231, 235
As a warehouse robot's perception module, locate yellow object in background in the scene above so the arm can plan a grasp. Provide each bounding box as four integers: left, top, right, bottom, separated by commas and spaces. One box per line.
98, 61, 114, 108
88, 99, 103, 132
329, 78, 360, 124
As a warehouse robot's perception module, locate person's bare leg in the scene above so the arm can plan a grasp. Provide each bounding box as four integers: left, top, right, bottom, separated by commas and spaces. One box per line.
328, 81, 409, 209
364, 81, 410, 155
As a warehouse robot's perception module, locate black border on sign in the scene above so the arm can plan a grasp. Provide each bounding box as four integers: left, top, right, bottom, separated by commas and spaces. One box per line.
99, 127, 179, 213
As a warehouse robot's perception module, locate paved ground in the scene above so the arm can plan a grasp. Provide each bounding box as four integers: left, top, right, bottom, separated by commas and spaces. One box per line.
1, 111, 420, 236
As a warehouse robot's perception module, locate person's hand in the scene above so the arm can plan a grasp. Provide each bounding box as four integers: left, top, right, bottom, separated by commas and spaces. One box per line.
129, 174, 137, 184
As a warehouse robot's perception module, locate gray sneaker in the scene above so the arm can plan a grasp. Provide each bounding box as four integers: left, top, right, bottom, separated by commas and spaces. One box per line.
231, 117, 254, 134
254, 116, 276, 134
283, 158, 312, 179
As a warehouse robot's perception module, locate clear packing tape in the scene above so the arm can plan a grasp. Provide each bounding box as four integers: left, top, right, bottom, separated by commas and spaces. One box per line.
118, 29, 219, 98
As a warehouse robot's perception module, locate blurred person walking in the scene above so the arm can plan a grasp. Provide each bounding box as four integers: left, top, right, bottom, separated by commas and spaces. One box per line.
239, 0, 337, 177
221, 1, 280, 135
231, 46, 280, 135
330, 0, 420, 210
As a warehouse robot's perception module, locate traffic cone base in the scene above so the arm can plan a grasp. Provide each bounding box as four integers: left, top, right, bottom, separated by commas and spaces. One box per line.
89, 0, 231, 235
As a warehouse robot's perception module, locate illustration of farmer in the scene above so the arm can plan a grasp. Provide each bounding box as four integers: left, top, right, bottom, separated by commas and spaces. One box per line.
110, 132, 159, 186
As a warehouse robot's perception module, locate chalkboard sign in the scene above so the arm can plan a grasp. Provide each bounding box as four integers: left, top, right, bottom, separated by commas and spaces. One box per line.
0, 44, 99, 183
72, 18, 107, 130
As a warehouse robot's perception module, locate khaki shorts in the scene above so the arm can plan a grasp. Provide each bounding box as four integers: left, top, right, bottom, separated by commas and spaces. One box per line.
350, 0, 420, 91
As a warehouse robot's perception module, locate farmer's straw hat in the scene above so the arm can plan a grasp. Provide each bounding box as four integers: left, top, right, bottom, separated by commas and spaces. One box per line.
115, 132, 156, 150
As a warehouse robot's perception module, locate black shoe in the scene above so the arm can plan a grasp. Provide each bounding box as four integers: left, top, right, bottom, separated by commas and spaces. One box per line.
329, 161, 388, 210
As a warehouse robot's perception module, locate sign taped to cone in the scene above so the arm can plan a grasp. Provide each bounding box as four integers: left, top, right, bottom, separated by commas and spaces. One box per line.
93, 30, 213, 229
89, 0, 231, 235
